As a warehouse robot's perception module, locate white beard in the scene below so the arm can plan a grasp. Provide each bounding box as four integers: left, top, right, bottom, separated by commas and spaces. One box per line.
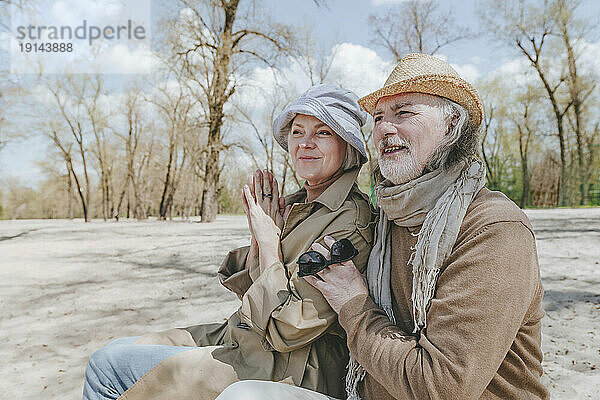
378, 137, 422, 185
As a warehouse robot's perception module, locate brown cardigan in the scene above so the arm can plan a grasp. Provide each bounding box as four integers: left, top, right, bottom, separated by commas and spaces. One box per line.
338, 188, 549, 400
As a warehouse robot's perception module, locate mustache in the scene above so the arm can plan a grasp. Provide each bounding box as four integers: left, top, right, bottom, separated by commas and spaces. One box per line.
378, 137, 412, 151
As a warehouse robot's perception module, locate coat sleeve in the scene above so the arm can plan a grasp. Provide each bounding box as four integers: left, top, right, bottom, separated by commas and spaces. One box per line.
337, 221, 541, 400
218, 246, 257, 300
239, 208, 373, 352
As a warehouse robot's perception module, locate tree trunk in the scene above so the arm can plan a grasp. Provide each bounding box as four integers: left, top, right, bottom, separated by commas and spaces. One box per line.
159, 143, 175, 220
80, 146, 91, 222
520, 155, 530, 208
200, 144, 220, 222
100, 170, 108, 220
68, 158, 88, 221
558, 7, 588, 205
65, 160, 73, 219
199, 0, 239, 223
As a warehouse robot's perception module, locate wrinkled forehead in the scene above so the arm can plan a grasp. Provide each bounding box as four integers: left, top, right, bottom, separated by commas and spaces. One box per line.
374, 92, 443, 113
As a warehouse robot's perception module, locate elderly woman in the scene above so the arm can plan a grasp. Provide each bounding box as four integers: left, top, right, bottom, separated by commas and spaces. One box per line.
82, 85, 374, 400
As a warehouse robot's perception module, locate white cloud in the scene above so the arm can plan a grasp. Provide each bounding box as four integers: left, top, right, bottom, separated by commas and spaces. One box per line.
94, 43, 154, 74
226, 42, 395, 151
50, 0, 129, 25
430, 53, 481, 83
481, 38, 600, 89
450, 63, 480, 83
232, 42, 394, 119
487, 57, 537, 87
328, 43, 395, 97
575, 39, 600, 74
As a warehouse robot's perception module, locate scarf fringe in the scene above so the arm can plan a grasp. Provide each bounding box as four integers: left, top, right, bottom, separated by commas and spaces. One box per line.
345, 356, 366, 400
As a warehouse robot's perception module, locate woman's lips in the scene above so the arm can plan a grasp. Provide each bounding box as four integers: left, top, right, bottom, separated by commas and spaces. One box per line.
298, 156, 321, 160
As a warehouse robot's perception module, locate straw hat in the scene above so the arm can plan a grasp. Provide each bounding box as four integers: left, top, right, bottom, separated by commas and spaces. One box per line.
358, 53, 484, 127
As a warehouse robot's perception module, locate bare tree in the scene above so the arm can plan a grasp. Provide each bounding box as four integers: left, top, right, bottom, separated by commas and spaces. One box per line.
512, 88, 541, 208
73, 75, 116, 220
555, 0, 597, 204
231, 78, 302, 195
49, 131, 89, 221
480, 0, 575, 206
170, 0, 293, 222
113, 87, 150, 220
45, 77, 93, 222
530, 153, 560, 207
292, 26, 339, 86
149, 78, 196, 220
369, 0, 471, 60
478, 79, 511, 190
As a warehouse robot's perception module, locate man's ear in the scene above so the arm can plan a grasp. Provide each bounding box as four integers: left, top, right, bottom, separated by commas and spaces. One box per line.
447, 113, 460, 133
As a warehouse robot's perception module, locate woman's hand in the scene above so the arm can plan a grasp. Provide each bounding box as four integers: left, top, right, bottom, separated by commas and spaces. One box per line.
250, 169, 291, 231
242, 184, 282, 271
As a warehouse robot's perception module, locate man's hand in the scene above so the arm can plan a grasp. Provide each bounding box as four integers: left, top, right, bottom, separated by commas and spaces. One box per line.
302, 236, 369, 313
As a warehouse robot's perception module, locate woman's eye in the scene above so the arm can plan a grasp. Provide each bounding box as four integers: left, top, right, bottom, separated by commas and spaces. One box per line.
374, 115, 382, 123
317, 130, 332, 136
397, 111, 413, 117
292, 130, 303, 136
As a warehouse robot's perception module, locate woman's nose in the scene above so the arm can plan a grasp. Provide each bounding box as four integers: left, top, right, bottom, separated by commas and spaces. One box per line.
299, 136, 315, 148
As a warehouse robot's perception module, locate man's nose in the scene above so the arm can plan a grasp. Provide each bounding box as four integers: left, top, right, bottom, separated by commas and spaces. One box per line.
376, 121, 398, 138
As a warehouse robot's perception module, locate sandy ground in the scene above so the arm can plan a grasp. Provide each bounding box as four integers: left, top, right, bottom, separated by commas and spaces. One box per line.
0, 210, 598, 399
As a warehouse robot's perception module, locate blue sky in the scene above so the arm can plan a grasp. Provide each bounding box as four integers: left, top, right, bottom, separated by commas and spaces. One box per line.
1, 0, 599, 187
265, 0, 514, 76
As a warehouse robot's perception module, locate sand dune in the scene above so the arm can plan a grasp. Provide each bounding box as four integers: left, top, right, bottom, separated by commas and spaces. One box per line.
1, 210, 598, 399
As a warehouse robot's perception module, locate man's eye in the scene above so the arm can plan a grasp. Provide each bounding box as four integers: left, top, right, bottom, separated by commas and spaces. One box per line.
374, 115, 382, 123
397, 111, 413, 117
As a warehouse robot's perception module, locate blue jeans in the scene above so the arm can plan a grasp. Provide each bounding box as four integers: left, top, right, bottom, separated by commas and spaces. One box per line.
82, 336, 195, 400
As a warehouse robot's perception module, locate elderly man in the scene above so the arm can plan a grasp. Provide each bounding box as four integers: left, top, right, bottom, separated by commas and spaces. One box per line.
217, 53, 548, 400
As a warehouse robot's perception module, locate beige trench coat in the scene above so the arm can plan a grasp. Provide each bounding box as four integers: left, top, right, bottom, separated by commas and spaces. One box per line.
117, 168, 374, 400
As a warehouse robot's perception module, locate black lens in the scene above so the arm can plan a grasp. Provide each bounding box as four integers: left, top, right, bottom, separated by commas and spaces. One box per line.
330, 238, 359, 263
297, 251, 327, 277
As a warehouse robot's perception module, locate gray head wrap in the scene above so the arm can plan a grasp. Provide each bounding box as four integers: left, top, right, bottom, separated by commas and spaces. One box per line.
273, 84, 369, 164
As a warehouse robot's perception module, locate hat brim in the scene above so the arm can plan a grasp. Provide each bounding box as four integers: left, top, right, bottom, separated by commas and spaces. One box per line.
358, 75, 483, 128
273, 101, 368, 163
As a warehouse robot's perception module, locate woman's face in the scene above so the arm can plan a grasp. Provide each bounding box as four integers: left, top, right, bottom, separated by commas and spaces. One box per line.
288, 114, 346, 186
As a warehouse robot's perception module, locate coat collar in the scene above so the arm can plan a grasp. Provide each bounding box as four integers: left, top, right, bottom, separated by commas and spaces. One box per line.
286, 167, 361, 211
